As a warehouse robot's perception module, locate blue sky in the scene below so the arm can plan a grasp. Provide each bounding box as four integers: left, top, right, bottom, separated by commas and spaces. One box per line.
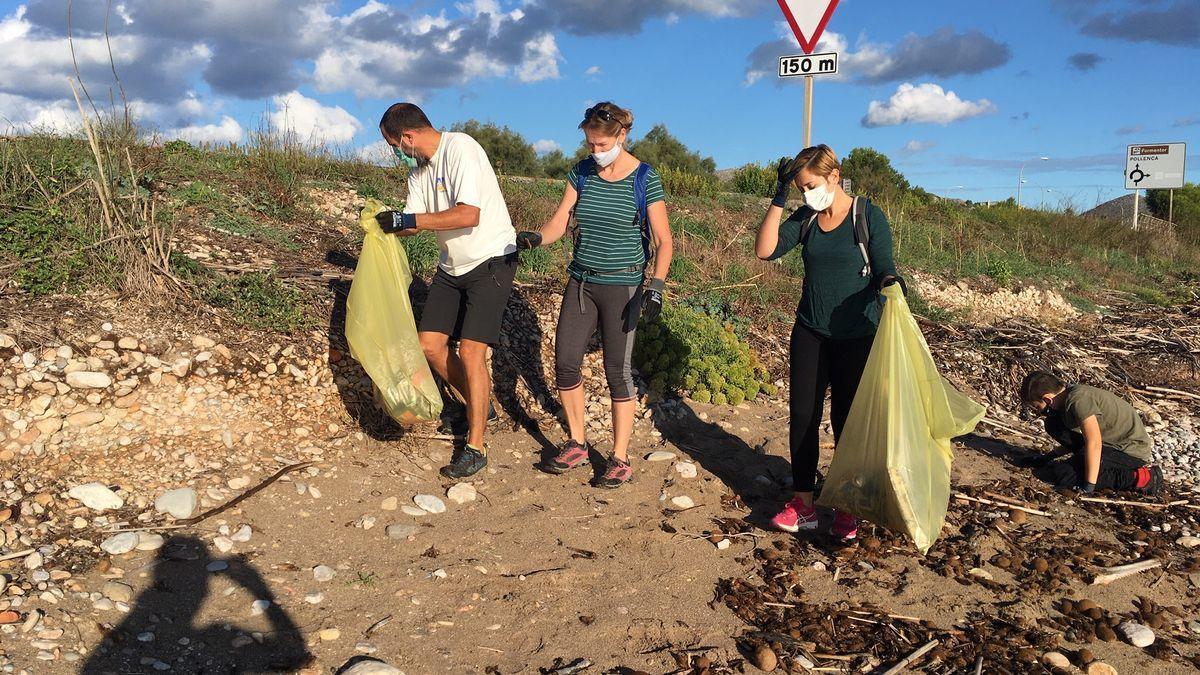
1, 0, 1196, 208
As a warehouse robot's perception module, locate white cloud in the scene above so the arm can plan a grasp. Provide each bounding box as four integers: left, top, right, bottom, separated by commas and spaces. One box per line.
356, 139, 395, 166
862, 83, 996, 128
585, 65, 602, 77
166, 116, 244, 145
533, 139, 560, 155
517, 33, 561, 82
902, 140, 936, 154
0, 92, 81, 134
269, 91, 363, 145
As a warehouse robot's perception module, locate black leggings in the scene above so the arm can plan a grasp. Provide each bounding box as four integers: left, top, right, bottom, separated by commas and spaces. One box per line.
554, 278, 639, 401
789, 322, 874, 492
1037, 415, 1146, 490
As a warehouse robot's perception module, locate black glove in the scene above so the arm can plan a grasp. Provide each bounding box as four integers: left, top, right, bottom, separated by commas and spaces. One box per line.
1071, 481, 1096, 495
771, 156, 799, 208
516, 231, 542, 250
880, 274, 908, 296
641, 278, 665, 323
1016, 453, 1052, 469
375, 211, 417, 234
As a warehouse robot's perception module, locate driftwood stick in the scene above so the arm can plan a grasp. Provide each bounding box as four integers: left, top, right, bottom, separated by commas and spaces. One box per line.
1091, 559, 1162, 586
1080, 496, 1189, 510
954, 493, 1050, 516
881, 639, 940, 675
176, 461, 316, 526
0, 548, 35, 563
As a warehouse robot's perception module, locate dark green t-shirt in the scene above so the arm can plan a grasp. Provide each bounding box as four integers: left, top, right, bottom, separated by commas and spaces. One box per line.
766, 201, 898, 338
566, 165, 665, 286
1061, 384, 1154, 463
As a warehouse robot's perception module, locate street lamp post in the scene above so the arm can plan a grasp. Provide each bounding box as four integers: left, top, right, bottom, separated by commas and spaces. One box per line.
1017, 156, 1050, 209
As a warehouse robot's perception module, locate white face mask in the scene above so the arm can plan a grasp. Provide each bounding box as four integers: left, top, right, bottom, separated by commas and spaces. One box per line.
592, 142, 621, 168
803, 182, 835, 211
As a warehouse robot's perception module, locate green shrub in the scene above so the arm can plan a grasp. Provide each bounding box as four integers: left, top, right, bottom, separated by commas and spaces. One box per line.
201, 271, 313, 333
731, 162, 776, 197
633, 304, 772, 406
985, 256, 1014, 287
660, 167, 719, 199
401, 235, 440, 278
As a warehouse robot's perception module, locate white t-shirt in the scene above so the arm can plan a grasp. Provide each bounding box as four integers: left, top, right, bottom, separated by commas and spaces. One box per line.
403, 132, 517, 276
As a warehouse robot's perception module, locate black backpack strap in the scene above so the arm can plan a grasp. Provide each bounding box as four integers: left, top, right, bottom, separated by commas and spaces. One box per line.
796, 206, 818, 245
852, 196, 872, 278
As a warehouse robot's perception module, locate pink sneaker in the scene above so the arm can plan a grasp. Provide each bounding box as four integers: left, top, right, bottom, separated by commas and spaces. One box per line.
771, 497, 819, 533
831, 510, 858, 540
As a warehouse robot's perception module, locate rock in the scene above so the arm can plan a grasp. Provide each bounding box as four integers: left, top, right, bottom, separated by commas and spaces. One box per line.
386, 524, 417, 540
1188, 620, 1200, 635
206, 561, 229, 572
319, 628, 341, 641
117, 337, 139, 350
674, 462, 698, 478
414, 494, 446, 514
193, 335, 216, 349
230, 525, 252, 543
1042, 652, 1070, 669
100, 532, 139, 555
1086, 663, 1118, 675
136, 533, 165, 551
1009, 509, 1028, 525
670, 496, 695, 509
67, 411, 104, 429
171, 358, 192, 377
313, 565, 336, 582
65, 371, 111, 389
0, 610, 20, 624
154, 488, 198, 520
446, 483, 477, 505
339, 658, 402, 675
380, 497, 398, 511
751, 644, 778, 671
1116, 621, 1155, 647
25, 551, 43, 570
35, 417, 62, 435
251, 600, 271, 616
1176, 536, 1200, 548
102, 581, 134, 603
968, 567, 994, 581
305, 592, 324, 605
716, 539, 732, 550
401, 506, 427, 517
646, 451, 676, 462
213, 536, 234, 553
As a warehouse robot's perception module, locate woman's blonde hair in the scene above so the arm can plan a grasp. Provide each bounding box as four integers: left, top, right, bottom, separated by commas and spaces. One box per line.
579, 101, 633, 137
790, 144, 840, 178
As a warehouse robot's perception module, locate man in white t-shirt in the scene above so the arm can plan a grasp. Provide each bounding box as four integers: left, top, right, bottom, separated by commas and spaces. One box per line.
376, 103, 517, 478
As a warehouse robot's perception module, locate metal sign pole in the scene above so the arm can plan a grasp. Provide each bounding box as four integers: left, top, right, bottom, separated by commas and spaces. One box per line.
1169, 189, 1174, 223
1132, 189, 1139, 231
803, 74, 813, 148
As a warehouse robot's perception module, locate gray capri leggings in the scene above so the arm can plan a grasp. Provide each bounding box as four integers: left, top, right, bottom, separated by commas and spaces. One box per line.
554, 277, 639, 401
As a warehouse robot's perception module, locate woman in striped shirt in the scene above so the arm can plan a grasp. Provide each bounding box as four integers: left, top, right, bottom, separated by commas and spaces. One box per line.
516, 101, 673, 488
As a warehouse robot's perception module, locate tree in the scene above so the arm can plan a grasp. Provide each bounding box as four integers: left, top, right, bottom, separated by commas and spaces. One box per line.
538, 149, 574, 179
1147, 183, 1200, 227
840, 147, 910, 202
450, 120, 538, 177
628, 125, 716, 175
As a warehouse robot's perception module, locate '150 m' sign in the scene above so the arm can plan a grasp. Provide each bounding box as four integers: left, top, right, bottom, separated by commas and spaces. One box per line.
778, 52, 838, 78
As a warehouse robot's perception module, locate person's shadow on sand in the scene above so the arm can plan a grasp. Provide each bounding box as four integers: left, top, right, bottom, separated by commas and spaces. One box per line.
82, 535, 312, 675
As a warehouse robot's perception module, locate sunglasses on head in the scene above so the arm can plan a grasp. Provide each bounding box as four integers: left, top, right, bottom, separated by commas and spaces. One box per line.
584, 106, 619, 125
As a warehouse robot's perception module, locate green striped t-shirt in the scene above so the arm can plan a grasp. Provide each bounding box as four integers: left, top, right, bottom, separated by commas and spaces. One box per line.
567, 164, 665, 286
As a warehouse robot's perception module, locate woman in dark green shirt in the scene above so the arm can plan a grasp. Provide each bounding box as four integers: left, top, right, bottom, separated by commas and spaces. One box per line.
516, 102, 673, 488
755, 144, 901, 541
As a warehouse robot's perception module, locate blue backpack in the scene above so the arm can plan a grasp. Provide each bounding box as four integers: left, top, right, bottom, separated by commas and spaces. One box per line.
570, 157, 654, 271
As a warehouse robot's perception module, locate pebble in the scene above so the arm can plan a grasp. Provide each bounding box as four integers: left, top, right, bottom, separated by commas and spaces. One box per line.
319, 628, 341, 641
251, 599, 271, 616
136, 533, 165, 551
401, 506, 427, 517
386, 524, 417, 540
154, 488, 199, 520
716, 539, 731, 550
670, 496, 695, 509
213, 536, 234, 553
313, 565, 336, 582
1188, 620, 1200, 635
100, 532, 139, 555
674, 462, 698, 478
69, 483, 124, 511
646, 451, 676, 462
968, 567, 994, 581
91, 598, 115, 611
24, 552, 43, 570
206, 561, 229, 573
380, 497, 398, 511
1042, 652, 1070, 669
102, 581, 134, 603
355, 642, 378, 654
752, 644, 777, 671
1117, 621, 1155, 647
339, 659, 402, 675
65, 371, 112, 389
30, 569, 50, 583
230, 525, 253, 542
446, 483, 477, 504
414, 494, 446, 514
305, 592, 324, 605
1086, 664, 1118, 675
1177, 536, 1200, 548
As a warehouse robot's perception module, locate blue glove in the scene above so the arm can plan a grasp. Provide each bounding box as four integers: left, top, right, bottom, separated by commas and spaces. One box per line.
375, 211, 417, 234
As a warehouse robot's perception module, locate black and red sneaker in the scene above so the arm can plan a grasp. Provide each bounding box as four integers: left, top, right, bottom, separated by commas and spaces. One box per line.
542, 440, 590, 474
594, 454, 633, 489
1133, 465, 1164, 496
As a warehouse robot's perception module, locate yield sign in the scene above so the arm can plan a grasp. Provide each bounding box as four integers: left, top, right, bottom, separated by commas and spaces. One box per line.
776, 0, 840, 54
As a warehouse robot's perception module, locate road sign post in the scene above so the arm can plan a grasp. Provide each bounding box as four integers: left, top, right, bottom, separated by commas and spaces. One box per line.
1125, 143, 1186, 230
776, 1, 841, 149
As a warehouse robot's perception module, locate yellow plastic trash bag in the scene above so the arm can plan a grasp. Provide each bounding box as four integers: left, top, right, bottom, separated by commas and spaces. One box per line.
344, 199, 442, 425
816, 285, 985, 553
